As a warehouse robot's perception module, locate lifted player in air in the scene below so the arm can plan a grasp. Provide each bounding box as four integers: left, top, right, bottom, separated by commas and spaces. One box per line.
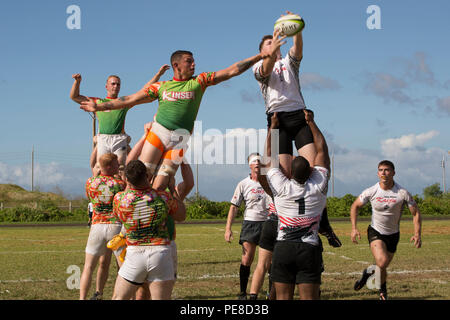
70, 65, 169, 169
350, 160, 422, 300
253, 11, 341, 247
80, 50, 268, 193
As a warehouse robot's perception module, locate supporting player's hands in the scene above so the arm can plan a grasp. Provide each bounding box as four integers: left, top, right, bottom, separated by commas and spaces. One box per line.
269, 112, 279, 129
351, 228, 361, 244
410, 234, 422, 248
72, 73, 82, 82
304, 108, 314, 124
224, 229, 233, 243
157, 64, 170, 77
80, 97, 97, 112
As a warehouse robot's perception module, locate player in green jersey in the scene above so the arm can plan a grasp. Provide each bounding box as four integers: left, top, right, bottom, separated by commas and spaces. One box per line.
70, 65, 169, 170
80, 50, 268, 192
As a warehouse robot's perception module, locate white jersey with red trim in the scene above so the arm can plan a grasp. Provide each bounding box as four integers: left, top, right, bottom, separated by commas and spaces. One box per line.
230, 176, 270, 222
359, 182, 416, 235
267, 167, 328, 246
252, 52, 306, 114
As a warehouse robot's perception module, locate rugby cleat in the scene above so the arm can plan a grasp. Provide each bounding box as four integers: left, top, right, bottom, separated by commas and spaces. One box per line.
354, 268, 375, 291
90, 291, 102, 300
322, 229, 342, 248
379, 291, 388, 300
237, 292, 247, 300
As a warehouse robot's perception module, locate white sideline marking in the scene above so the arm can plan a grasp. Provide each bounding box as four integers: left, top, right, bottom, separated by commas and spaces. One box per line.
1, 269, 449, 284
0, 250, 83, 254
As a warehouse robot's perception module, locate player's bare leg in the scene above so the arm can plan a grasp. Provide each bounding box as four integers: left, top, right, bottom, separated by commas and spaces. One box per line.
138, 140, 164, 183
298, 283, 320, 300
112, 276, 139, 300
149, 280, 174, 300
79, 253, 100, 300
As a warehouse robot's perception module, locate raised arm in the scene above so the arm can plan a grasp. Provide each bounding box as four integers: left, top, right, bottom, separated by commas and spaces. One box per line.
288, 11, 304, 61
304, 109, 330, 171
214, 53, 266, 84
70, 74, 90, 104
79, 64, 169, 113
261, 112, 279, 171
126, 122, 153, 165
175, 162, 195, 201
260, 29, 287, 78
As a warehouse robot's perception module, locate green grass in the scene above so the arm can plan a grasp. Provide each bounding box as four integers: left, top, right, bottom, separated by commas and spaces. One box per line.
0, 219, 449, 300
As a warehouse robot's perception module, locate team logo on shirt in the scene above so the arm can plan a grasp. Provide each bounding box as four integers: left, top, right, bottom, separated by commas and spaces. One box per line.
162, 90, 195, 102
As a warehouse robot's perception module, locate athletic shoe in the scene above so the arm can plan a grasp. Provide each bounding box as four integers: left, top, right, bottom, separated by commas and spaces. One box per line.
354, 268, 374, 291
237, 292, 247, 300
379, 291, 388, 300
248, 294, 258, 300
323, 229, 342, 248
90, 291, 102, 300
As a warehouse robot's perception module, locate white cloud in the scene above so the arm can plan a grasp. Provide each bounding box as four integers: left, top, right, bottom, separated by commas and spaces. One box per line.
381, 130, 439, 156
300, 72, 341, 91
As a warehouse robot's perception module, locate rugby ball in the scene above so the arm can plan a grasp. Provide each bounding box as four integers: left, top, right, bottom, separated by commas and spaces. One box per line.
274, 14, 305, 37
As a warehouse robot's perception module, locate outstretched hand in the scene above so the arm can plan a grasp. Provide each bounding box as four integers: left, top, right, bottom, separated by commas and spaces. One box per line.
80, 97, 97, 112
157, 64, 170, 76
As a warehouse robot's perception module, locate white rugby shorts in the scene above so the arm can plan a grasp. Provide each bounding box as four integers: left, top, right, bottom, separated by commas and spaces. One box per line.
85, 223, 122, 256
118, 245, 174, 284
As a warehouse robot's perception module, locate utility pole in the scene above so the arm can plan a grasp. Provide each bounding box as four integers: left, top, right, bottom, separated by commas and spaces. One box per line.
442, 155, 446, 193
331, 151, 335, 197
31, 146, 34, 192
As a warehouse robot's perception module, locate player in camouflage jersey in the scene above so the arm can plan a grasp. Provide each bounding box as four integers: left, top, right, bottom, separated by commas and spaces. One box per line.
70, 65, 169, 170
80, 50, 269, 192
111, 160, 186, 300
80, 153, 126, 300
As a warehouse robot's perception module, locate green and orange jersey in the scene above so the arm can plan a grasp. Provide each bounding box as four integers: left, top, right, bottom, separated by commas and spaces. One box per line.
85, 175, 126, 224
113, 188, 178, 246
91, 97, 131, 134
145, 72, 216, 132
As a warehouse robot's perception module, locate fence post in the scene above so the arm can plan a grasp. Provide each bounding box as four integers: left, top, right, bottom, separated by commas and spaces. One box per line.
69, 201, 72, 213
0, 202, 3, 210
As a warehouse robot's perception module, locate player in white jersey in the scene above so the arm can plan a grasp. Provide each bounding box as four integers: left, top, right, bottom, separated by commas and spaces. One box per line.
253, 12, 341, 248
260, 110, 329, 300
225, 153, 271, 300
350, 160, 422, 300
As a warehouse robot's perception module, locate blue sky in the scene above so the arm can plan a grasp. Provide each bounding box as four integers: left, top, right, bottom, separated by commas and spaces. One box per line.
0, 0, 449, 201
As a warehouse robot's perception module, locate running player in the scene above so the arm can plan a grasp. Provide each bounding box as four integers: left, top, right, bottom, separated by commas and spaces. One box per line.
70, 65, 169, 168
225, 153, 271, 300
350, 160, 422, 300
80, 153, 126, 300
253, 11, 341, 248
111, 160, 186, 300
80, 50, 268, 193
261, 110, 329, 300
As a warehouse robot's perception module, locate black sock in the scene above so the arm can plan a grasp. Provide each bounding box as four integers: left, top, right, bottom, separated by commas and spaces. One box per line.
239, 264, 251, 294
380, 282, 387, 293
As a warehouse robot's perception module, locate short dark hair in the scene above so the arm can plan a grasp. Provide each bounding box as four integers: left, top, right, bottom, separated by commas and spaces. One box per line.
259, 35, 273, 52
291, 156, 311, 184
125, 160, 147, 186
170, 50, 193, 66
378, 160, 395, 171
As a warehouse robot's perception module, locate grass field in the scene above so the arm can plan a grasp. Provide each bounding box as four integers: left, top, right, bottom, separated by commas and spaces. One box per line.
0, 218, 449, 300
